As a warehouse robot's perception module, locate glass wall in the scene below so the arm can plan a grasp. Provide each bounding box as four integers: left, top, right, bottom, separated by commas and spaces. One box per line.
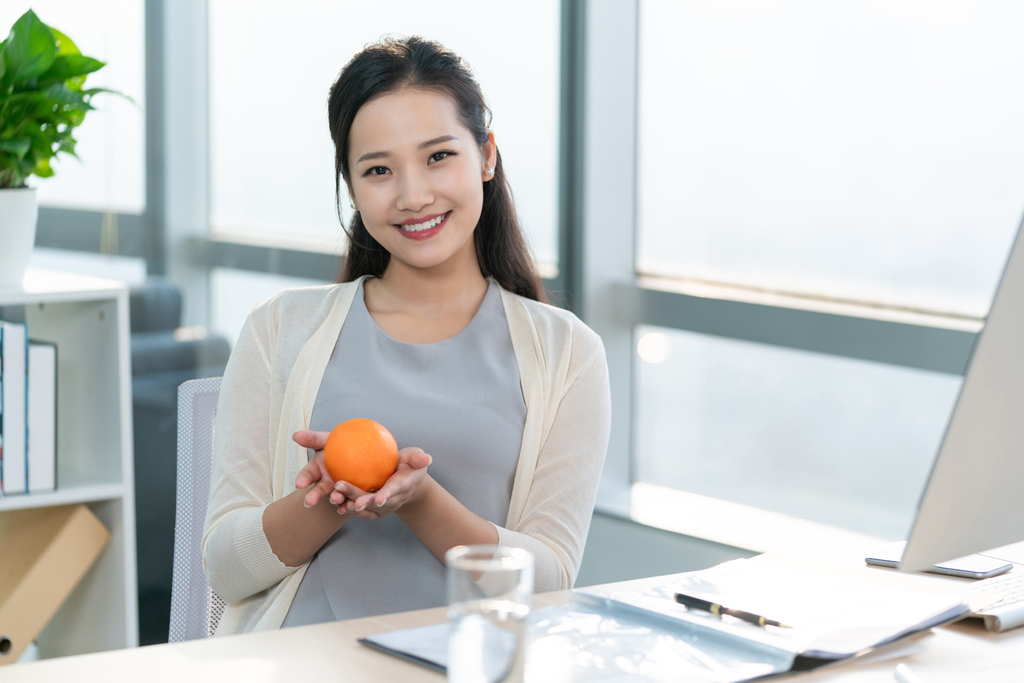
633, 0, 1024, 537
207, 0, 561, 268
637, 0, 1024, 317
210, 268, 326, 346
634, 325, 962, 538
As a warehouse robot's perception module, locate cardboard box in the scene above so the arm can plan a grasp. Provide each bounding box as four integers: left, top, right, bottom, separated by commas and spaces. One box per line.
0, 504, 110, 664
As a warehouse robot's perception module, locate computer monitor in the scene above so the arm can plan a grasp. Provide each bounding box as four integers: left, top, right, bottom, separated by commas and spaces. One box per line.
900, 212, 1024, 571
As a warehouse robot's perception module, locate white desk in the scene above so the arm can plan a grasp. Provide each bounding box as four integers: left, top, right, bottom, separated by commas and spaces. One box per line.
8, 577, 1024, 683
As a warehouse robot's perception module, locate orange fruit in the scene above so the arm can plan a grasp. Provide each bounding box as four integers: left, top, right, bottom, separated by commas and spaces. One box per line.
324, 418, 399, 492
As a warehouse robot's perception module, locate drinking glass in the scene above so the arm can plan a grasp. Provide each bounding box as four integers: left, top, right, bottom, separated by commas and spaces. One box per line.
446, 545, 534, 683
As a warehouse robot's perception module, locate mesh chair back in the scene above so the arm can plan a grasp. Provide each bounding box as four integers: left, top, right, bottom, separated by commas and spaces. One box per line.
168, 377, 226, 642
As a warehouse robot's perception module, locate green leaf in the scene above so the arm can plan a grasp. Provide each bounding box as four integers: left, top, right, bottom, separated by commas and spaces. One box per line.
25, 125, 52, 154
38, 54, 104, 86
49, 27, 80, 56
32, 156, 54, 177
0, 161, 24, 189
4, 9, 57, 84
81, 86, 134, 106
0, 43, 6, 81
0, 89, 41, 106
0, 137, 31, 159
57, 136, 78, 158
42, 82, 89, 108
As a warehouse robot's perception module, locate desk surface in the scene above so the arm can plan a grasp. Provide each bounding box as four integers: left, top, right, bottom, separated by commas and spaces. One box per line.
9, 590, 1024, 682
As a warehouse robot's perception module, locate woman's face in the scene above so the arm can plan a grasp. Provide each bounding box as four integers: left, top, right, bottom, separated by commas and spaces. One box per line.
347, 87, 496, 276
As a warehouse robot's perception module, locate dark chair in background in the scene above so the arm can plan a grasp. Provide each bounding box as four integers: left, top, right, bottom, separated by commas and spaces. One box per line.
130, 278, 231, 645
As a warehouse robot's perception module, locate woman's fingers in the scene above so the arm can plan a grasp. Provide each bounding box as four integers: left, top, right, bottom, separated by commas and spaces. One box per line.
303, 483, 323, 508
328, 454, 430, 517
338, 482, 368, 498
334, 482, 370, 507
303, 472, 337, 508
398, 447, 432, 470
353, 492, 378, 511
292, 429, 330, 451
294, 458, 322, 489
295, 451, 337, 508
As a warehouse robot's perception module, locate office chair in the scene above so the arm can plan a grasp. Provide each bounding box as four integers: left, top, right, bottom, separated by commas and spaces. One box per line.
168, 377, 226, 642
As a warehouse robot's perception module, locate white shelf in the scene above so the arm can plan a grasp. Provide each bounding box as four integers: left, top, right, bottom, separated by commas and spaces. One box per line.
0, 269, 138, 659
0, 268, 128, 306
0, 483, 126, 512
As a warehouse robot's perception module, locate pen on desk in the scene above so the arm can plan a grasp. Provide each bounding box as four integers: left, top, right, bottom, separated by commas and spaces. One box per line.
674, 592, 793, 629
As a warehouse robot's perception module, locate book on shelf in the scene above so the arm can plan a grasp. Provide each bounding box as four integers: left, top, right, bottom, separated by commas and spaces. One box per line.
360, 552, 989, 682
28, 341, 57, 494
1, 321, 28, 496
0, 323, 59, 497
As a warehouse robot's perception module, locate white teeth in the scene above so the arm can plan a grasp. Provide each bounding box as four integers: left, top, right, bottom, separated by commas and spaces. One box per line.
400, 212, 447, 232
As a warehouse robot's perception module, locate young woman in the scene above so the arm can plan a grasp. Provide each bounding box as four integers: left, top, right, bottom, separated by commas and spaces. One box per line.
202, 36, 610, 634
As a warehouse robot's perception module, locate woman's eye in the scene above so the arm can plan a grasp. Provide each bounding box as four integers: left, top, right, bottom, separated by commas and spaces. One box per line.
429, 151, 455, 163
365, 166, 389, 176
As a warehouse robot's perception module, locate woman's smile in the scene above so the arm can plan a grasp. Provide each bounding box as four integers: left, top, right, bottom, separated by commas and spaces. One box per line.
396, 211, 452, 240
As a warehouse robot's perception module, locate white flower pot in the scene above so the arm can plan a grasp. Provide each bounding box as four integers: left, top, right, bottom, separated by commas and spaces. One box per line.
0, 187, 38, 289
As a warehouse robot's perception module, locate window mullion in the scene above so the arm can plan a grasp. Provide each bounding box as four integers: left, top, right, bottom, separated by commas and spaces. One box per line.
580, 0, 641, 510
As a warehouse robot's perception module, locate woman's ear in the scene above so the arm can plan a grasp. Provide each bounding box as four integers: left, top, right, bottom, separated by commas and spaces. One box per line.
482, 130, 498, 180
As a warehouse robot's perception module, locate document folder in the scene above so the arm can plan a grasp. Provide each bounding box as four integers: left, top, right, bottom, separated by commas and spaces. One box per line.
0, 505, 110, 664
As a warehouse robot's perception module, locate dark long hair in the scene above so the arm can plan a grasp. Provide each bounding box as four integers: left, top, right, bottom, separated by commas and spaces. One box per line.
327, 36, 545, 303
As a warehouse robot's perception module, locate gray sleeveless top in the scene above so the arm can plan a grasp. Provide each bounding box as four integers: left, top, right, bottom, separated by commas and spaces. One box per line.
282, 278, 526, 627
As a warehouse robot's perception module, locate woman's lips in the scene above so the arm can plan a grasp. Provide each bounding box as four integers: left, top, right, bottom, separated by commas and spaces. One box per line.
394, 211, 451, 241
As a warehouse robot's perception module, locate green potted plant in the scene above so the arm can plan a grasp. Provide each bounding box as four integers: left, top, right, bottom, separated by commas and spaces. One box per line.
0, 8, 125, 288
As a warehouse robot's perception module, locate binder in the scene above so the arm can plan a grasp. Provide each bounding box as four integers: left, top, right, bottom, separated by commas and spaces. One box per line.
28, 341, 57, 493
0, 321, 28, 495
0, 504, 110, 664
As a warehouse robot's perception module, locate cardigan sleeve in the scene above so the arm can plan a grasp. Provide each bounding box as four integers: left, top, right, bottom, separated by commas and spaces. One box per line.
494, 340, 611, 591
201, 312, 297, 604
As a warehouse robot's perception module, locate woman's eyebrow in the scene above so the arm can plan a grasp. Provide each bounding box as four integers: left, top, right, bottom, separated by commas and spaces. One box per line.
355, 136, 459, 165
356, 150, 388, 164
419, 134, 458, 149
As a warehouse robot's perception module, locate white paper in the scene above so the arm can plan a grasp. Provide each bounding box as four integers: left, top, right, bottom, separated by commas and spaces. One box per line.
573, 554, 971, 660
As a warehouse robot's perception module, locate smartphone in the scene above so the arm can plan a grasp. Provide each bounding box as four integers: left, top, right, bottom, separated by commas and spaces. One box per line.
865, 541, 1012, 579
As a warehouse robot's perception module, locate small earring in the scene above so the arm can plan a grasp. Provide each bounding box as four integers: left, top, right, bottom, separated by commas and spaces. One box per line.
485, 166, 494, 177
349, 199, 357, 210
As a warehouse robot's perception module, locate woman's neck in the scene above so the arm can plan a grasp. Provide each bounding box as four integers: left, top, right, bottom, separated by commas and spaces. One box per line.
362, 254, 489, 344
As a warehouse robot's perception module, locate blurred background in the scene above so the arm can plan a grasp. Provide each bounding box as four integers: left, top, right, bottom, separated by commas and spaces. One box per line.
4, 0, 1024, 646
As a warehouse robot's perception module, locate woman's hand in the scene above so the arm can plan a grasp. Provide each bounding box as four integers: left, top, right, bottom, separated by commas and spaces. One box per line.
292, 429, 342, 510
330, 447, 433, 520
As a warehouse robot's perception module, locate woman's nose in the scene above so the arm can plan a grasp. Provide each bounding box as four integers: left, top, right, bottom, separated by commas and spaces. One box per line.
396, 168, 434, 212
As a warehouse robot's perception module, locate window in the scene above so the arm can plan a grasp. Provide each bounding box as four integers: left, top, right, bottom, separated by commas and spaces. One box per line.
637, 0, 1024, 317
627, 0, 1024, 540
207, 0, 561, 269
635, 325, 961, 538
210, 268, 325, 346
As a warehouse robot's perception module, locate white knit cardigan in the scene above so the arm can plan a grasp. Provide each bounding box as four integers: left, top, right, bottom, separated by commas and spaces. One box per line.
201, 280, 610, 634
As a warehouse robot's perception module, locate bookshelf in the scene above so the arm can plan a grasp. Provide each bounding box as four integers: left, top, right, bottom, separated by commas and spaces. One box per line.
0, 268, 138, 658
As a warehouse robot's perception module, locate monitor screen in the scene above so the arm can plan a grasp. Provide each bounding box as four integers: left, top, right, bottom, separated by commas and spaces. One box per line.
901, 212, 1024, 571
